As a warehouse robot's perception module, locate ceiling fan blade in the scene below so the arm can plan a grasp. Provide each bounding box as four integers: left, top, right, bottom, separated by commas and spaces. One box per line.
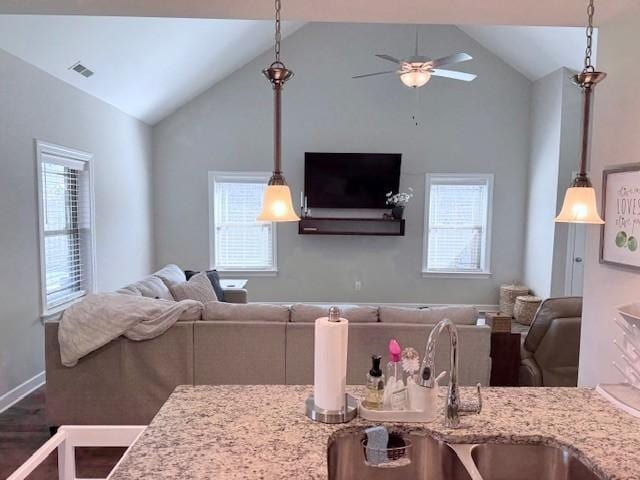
375, 54, 401, 65
430, 53, 472, 68
352, 70, 397, 79
431, 69, 477, 82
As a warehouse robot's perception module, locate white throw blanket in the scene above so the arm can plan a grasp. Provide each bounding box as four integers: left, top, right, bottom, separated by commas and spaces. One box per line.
58, 293, 203, 367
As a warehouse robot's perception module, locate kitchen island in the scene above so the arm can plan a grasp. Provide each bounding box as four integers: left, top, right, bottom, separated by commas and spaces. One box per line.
108, 385, 640, 480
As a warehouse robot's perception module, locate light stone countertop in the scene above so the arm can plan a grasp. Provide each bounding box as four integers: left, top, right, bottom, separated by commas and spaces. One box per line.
108, 385, 640, 480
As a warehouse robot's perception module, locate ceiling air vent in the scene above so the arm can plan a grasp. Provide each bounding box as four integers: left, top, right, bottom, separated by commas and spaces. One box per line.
69, 61, 94, 78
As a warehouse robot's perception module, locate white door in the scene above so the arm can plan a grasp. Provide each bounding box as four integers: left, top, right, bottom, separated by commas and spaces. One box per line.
565, 224, 586, 296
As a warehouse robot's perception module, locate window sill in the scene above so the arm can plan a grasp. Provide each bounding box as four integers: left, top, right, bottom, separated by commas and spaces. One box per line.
421, 270, 492, 279
41, 294, 85, 322
216, 270, 278, 277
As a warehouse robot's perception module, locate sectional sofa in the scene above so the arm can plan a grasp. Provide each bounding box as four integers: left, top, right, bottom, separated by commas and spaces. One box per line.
45, 265, 492, 426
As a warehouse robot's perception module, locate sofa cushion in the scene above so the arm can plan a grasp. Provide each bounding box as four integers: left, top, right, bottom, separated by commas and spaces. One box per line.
124, 275, 174, 301
185, 269, 225, 303
153, 264, 186, 288
290, 304, 379, 323
115, 285, 142, 296
176, 301, 204, 321
379, 305, 478, 325
170, 272, 219, 303
204, 302, 290, 322
151, 298, 202, 321
379, 306, 435, 324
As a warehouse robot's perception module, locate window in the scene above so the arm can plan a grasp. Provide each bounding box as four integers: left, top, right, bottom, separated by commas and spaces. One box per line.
209, 172, 276, 273
423, 174, 493, 275
36, 141, 95, 314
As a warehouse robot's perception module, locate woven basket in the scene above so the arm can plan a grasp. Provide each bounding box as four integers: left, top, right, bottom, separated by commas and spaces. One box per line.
486, 312, 512, 333
499, 284, 529, 317
514, 295, 542, 326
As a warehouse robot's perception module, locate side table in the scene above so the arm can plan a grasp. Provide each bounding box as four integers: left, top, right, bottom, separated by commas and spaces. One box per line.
490, 332, 521, 386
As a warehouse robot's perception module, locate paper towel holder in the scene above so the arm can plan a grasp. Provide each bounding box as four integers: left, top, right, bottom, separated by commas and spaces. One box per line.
306, 306, 357, 423
305, 393, 358, 424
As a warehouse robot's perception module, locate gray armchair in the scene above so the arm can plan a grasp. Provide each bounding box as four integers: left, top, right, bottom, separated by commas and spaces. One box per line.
519, 297, 582, 387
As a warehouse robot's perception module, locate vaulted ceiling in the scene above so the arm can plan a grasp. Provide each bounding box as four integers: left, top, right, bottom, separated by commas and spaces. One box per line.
0, 15, 304, 124
459, 25, 594, 81
0, 14, 593, 124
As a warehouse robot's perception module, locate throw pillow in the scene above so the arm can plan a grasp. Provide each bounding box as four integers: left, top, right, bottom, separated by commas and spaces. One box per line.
153, 264, 186, 288
185, 269, 225, 302
122, 275, 174, 301
170, 272, 219, 303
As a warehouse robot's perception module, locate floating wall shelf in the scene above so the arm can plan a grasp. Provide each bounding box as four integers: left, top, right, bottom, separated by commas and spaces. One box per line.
298, 217, 405, 236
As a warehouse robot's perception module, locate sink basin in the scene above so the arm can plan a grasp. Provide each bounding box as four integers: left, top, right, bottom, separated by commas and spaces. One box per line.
470, 443, 600, 480
327, 430, 472, 480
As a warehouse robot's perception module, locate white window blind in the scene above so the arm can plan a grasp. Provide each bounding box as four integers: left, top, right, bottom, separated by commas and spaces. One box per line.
37, 142, 95, 313
211, 173, 276, 272
424, 174, 493, 274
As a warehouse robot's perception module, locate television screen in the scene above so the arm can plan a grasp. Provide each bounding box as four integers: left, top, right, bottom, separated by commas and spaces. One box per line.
304, 152, 401, 209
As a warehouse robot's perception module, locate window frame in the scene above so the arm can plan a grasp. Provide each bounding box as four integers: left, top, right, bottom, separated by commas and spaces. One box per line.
208, 171, 278, 276
35, 140, 97, 316
422, 173, 494, 278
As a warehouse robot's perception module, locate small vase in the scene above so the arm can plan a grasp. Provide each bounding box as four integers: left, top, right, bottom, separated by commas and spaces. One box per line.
391, 206, 405, 220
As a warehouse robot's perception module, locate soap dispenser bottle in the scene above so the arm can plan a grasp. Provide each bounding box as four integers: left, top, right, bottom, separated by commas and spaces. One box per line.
384, 339, 408, 410
363, 355, 384, 410
386, 339, 403, 386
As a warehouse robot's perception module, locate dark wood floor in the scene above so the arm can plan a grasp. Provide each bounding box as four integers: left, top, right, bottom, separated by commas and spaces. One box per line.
0, 387, 125, 480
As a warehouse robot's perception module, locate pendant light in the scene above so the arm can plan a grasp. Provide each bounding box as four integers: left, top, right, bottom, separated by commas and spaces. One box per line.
555, 0, 605, 224
257, 0, 300, 222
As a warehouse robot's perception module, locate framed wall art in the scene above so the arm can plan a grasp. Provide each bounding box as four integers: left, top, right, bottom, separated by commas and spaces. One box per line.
601, 164, 640, 269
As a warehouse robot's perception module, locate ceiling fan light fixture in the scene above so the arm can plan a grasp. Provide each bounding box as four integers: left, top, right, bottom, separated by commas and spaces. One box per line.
400, 69, 431, 88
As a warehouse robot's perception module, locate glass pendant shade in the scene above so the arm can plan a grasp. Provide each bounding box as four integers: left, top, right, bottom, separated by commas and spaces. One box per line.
555, 186, 604, 224
400, 70, 431, 88
257, 184, 300, 222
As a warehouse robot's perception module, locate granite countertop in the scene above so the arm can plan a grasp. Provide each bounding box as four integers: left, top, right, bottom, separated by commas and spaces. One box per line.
109, 385, 640, 480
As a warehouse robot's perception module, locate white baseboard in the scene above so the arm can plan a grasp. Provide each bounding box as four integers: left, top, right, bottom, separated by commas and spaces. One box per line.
0, 371, 45, 414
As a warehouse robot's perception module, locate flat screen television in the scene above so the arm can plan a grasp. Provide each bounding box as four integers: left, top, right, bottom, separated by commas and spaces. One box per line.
304, 152, 401, 209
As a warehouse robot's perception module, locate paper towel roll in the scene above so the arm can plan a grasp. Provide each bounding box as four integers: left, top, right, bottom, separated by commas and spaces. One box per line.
314, 316, 349, 411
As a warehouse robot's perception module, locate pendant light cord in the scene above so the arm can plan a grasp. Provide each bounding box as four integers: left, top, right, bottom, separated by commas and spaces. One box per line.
274, 0, 282, 64
263, 0, 293, 183
575, 0, 603, 185
583, 0, 595, 73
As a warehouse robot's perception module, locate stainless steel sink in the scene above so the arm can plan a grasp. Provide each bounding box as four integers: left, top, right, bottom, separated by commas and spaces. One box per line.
327, 430, 472, 480
327, 429, 602, 480
470, 443, 600, 480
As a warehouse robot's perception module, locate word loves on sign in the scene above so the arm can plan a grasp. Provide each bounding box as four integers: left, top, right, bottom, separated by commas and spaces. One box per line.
616, 187, 640, 222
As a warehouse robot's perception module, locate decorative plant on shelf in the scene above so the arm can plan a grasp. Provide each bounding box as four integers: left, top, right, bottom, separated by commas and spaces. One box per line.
386, 188, 414, 219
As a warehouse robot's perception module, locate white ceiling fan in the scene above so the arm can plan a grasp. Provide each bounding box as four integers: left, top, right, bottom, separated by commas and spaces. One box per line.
353, 30, 477, 88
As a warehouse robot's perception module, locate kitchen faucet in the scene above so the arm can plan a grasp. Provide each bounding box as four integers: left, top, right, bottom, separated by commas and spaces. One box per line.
418, 318, 482, 428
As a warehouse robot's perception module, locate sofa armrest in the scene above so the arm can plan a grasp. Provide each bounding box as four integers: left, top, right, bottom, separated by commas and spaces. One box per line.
223, 288, 247, 304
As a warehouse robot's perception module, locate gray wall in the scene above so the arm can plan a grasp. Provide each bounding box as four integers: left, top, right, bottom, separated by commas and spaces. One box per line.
0, 49, 155, 398
579, 7, 640, 386
522, 70, 563, 297
522, 68, 581, 298
551, 71, 582, 296
153, 22, 531, 304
